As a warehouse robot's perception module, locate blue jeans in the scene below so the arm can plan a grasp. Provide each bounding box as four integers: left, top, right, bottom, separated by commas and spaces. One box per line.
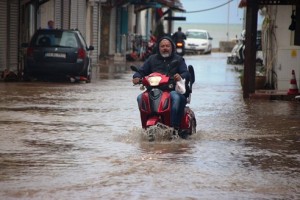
137, 91, 186, 128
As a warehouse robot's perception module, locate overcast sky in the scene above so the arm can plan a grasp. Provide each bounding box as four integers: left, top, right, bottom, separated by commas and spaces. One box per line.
176, 0, 246, 24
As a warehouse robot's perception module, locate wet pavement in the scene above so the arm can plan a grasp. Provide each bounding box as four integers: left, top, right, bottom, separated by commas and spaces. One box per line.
0, 53, 299, 199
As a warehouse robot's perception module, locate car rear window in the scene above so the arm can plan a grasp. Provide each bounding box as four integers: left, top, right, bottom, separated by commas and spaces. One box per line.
187, 31, 208, 39
32, 31, 78, 48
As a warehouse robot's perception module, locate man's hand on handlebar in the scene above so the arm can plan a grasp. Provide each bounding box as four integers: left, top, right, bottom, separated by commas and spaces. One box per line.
174, 73, 182, 82
132, 78, 141, 85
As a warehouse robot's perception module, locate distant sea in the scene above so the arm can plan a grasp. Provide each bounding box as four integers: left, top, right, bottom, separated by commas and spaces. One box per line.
173, 22, 245, 48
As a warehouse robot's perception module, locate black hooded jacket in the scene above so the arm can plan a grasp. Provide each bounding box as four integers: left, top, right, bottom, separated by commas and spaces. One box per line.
133, 36, 190, 83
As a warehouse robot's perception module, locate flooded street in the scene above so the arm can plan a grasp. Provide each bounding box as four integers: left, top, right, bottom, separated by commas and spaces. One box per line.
0, 53, 299, 199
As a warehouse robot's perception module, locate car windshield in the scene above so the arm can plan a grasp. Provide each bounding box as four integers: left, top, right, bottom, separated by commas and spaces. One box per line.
33, 31, 78, 48
187, 31, 207, 39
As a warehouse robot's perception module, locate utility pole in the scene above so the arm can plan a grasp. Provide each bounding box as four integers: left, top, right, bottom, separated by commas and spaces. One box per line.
227, 1, 230, 41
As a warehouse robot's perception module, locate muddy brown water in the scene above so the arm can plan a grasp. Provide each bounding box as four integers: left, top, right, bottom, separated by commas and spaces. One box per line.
0, 53, 299, 199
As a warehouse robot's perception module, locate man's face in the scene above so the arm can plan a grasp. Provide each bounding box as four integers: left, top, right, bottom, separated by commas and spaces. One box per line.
159, 39, 172, 58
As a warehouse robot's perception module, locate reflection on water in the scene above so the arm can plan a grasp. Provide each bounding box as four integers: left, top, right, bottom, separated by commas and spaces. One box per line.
243, 135, 300, 173
0, 53, 299, 199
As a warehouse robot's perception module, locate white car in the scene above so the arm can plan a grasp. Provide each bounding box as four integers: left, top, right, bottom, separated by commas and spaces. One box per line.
185, 29, 213, 54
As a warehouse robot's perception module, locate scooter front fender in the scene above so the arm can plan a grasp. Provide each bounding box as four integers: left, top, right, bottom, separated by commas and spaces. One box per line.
146, 116, 159, 127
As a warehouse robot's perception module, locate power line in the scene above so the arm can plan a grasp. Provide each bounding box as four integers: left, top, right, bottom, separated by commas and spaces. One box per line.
185, 0, 234, 13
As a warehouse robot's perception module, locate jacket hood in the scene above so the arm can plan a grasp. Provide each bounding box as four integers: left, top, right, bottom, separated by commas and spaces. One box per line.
156, 36, 176, 59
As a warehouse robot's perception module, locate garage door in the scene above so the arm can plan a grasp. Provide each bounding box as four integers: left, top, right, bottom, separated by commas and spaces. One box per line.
8, 0, 19, 71
0, 1, 7, 71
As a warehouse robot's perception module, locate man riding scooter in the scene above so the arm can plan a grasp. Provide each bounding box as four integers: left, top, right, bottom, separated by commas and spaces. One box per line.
172, 27, 186, 56
132, 36, 190, 133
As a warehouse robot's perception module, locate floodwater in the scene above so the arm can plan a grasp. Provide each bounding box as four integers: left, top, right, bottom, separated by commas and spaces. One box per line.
0, 53, 299, 200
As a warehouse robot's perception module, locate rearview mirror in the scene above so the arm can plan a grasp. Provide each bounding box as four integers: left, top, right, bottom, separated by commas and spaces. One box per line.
188, 65, 195, 84
130, 65, 139, 72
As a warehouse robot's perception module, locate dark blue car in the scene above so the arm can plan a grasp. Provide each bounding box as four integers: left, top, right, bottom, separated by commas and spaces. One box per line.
22, 29, 94, 82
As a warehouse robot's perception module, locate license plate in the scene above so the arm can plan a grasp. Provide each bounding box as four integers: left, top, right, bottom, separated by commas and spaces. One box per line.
177, 48, 183, 53
45, 52, 66, 58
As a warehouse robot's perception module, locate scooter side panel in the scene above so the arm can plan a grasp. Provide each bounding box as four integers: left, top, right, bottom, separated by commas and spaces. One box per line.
139, 90, 172, 128
156, 91, 172, 126
146, 116, 159, 127
139, 92, 151, 128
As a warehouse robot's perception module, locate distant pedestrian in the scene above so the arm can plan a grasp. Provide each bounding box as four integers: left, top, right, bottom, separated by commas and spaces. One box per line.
47, 20, 54, 29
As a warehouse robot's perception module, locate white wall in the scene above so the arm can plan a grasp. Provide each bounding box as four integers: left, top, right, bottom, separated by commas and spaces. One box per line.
273, 5, 300, 90
277, 49, 300, 90
128, 5, 135, 35
275, 6, 295, 47
138, 10, 147, 36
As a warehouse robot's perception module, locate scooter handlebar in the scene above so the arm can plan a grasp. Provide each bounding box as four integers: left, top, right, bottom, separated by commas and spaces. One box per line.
132, 77, 142, 85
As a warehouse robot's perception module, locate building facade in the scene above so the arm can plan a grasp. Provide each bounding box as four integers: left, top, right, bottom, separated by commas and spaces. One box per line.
239, 0, 300, 97
0, 0, 184, 76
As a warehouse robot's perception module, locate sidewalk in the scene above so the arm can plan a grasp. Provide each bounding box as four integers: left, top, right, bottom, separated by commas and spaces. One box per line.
97, 58, 300, 101
250, 89, 300, 101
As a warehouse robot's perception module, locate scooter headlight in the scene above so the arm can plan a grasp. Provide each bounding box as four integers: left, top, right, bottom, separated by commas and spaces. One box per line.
148, 76, 162, 86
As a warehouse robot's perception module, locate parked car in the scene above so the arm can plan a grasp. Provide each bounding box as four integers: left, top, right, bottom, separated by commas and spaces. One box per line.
185, 29, 213, 54
22, 29, 94, 82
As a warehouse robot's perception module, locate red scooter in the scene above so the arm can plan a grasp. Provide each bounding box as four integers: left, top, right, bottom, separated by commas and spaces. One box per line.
131, 61, 196, 140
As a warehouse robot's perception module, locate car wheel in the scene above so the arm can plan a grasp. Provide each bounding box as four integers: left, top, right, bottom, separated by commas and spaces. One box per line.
205, 50, 211, 55
22, 73, 31, 81
22, 67, 32, 82
84, 60, 92, 83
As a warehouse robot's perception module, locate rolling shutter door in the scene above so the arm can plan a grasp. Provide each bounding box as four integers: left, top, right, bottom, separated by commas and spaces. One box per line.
0, 1, 7, 71
8, 0, 19, 71
109, 7, 116, 55
70, 0, 78, 29
91, 3, 100, 63
77, 0, 86, 37
54, 0, 62, 29
62, 0, 70, 29
70, 0, 86, 38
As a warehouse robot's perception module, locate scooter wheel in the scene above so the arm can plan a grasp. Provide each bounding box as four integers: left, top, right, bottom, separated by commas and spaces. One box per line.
178, 130, 189, 139
190, 119, 197, 135
227, 58, 230, 64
